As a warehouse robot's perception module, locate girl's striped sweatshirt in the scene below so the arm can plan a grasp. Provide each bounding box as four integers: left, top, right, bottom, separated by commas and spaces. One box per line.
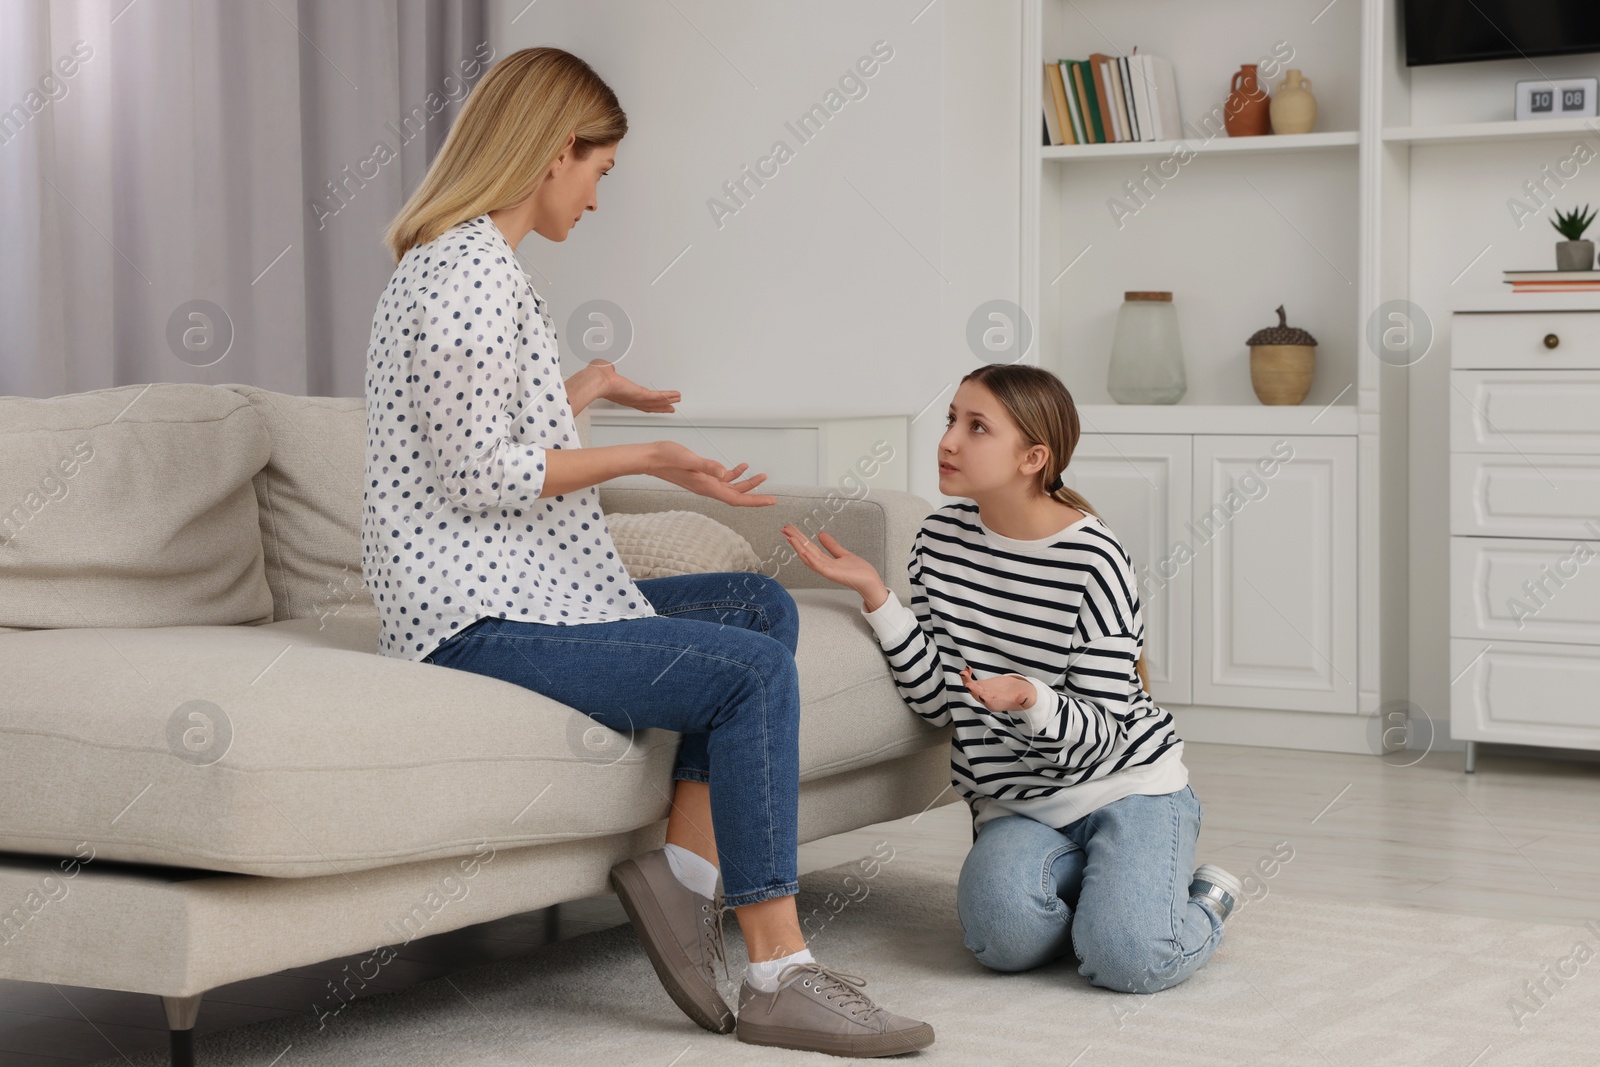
859, 501, 1188, 831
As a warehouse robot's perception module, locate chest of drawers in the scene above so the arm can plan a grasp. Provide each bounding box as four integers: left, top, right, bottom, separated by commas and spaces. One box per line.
1450, 308, 1600, 770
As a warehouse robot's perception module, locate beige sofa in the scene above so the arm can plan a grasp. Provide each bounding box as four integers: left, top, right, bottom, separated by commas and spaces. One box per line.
0, 383, 954, 1065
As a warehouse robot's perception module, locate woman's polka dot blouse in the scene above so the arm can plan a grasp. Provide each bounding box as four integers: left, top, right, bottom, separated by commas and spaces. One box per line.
361, 213, 657, 662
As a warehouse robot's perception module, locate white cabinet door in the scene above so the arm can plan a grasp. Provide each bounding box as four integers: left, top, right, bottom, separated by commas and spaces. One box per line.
1191, 436, 1357, 713
1065, 435, 1192, 705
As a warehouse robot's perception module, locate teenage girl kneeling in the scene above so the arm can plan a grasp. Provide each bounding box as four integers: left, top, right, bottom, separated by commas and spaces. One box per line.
782, 363, 1242, 994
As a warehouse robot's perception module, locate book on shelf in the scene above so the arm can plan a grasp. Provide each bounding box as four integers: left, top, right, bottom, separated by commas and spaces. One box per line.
1109, 56, 1132, 141
1042, 63, 1067, 145
1044, 52, 1180, 146
1115, 56, 1136, 140
1051, 62, 1077, 145
1128, 55, 1156, 142
1060, 61, 1086, 144
1503, 269, 1600, 292
1145, 56, 1180, 141
1503, 270, 1600, 282
1071, 61, 1107, 143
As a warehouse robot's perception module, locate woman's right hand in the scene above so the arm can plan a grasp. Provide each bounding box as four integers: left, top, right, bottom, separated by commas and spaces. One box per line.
647, 441, 778, 507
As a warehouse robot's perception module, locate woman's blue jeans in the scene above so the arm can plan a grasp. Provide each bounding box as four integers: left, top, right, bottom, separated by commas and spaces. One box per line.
956, 785, 1223, 993
420, 571, 802, 909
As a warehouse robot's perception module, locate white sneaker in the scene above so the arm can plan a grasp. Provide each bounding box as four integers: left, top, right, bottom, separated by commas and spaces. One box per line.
1189, 863, 1244, 922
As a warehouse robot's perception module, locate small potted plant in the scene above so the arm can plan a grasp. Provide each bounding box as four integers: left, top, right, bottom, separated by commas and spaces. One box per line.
1551, 204, 1596, 271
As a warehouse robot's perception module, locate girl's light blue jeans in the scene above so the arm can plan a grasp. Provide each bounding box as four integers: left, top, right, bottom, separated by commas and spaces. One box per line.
956, 785, 1224, 993
420, 571, 802, 910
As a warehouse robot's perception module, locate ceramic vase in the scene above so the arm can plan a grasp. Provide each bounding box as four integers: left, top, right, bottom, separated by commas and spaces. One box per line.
1269, 69, 1317, 134
1225, 64, 1270, 137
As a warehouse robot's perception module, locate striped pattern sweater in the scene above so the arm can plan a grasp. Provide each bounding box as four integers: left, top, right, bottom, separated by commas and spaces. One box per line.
859, 501, 1187, 830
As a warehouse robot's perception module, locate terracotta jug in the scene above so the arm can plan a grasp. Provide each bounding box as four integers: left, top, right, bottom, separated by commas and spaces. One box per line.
1225, 64, 1270, 137
1270, 69, 1317, 134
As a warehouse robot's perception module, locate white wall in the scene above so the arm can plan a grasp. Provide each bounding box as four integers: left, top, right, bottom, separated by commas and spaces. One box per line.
1403, 62, 1600, 740
492, 0, 1019, 506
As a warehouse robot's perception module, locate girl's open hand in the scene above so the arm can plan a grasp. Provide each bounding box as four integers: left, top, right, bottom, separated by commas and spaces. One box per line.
780, 525, 885, 600
959, 665, 1037, 715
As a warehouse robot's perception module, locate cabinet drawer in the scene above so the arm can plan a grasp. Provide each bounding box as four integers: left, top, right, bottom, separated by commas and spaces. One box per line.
1453, 310, 1600, 370
1450, 637, 1600, 750
1450, 536, 1600, 643
1450, 452, 1600, 538
1450, 370, 1600, 454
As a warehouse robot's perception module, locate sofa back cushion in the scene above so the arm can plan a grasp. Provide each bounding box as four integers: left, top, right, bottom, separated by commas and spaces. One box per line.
0, 383, 274, 628
224, 385, 373, 624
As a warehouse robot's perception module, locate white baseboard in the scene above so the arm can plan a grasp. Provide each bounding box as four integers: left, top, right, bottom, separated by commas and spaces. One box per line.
1170, 704, 1384, 756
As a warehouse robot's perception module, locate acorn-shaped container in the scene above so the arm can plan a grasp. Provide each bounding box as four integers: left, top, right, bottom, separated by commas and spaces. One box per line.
1247, 305, 1317, 405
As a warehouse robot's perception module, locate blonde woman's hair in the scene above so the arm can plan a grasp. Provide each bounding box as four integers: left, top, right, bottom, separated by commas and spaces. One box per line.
961, 363, 1151, 693
383, 47, 627, 264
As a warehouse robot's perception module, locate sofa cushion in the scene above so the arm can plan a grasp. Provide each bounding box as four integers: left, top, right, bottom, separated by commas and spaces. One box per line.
0, 383, 274, 629
0, 588, 945, 877
609, 509, 762, 579
222, 385, 374, 625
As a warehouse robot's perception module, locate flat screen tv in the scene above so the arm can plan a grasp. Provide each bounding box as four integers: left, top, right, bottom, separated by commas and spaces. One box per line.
1404, 1, 1600, 66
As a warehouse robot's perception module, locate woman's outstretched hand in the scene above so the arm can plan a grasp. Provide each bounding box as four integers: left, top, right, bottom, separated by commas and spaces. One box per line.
593, 360, 680, 413
781, 526, 889, 608
647, 441, 777, 507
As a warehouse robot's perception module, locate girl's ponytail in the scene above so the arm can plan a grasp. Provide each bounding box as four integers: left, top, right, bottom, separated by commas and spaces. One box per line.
1048, 480, 1099, 524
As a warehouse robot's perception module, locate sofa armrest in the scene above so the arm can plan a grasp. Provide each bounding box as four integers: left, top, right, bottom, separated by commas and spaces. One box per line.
596, 476, 932, 606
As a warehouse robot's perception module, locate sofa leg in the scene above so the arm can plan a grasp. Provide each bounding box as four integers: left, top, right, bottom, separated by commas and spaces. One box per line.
162, 993, 202, 1067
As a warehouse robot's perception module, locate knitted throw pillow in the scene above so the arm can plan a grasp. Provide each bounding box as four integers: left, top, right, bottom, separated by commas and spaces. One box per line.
605, 509, 763, 579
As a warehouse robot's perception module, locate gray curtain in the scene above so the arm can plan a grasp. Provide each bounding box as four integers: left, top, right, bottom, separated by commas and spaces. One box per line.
0, 0, 491, 399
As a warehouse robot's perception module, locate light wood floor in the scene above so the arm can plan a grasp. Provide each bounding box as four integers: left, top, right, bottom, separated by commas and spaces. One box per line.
6, 741, 1597, 1064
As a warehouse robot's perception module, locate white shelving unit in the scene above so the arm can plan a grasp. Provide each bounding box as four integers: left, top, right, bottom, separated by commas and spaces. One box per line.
1025, 0, 1600, 758
1042, 129, 1359, 161
1021, 0, 1408, 754
1384, 115, 1600, 144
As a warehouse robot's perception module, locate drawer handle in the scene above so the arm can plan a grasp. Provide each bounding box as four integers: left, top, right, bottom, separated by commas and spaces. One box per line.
1543, 333, 1560, 349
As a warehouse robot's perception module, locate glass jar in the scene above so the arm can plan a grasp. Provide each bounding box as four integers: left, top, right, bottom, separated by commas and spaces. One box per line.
1107, 291, 1186, 404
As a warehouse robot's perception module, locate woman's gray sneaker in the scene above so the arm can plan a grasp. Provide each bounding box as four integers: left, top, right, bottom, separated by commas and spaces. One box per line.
736, 961, 935, 1057
609, 848, 735, 1033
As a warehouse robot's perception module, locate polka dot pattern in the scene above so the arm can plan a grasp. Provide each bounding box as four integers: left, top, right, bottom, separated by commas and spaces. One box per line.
361, 213, 658, 662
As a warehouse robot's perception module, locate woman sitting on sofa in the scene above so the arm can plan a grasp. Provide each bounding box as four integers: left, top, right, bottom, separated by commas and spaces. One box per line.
360, 46, 933, 1059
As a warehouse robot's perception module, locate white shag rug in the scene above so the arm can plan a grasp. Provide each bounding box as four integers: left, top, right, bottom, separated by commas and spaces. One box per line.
92, 846, 1598, 1066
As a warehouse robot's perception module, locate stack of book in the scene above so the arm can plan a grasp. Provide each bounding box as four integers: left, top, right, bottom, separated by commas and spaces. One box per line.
1503, 269, 1600, 292
1042, 52, 1181, 146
